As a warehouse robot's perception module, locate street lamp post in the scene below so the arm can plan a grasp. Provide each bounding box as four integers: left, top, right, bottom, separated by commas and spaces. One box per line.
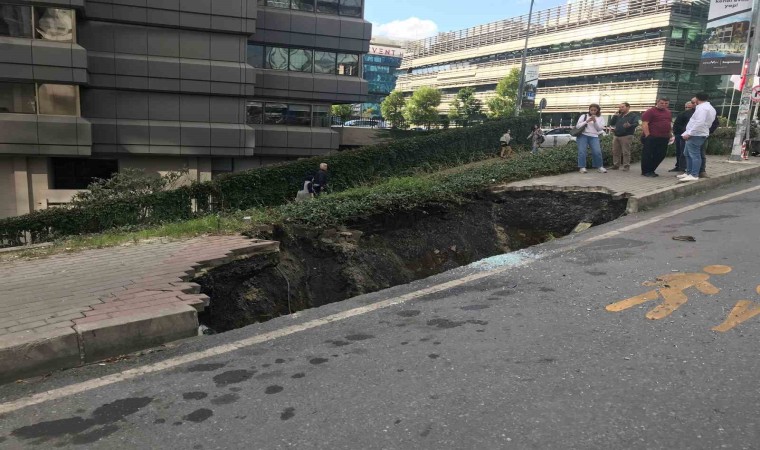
515, 0, 535, 117
730, 0, 760, 160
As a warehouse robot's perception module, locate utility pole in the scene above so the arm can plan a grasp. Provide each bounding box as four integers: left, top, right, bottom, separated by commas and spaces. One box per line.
515, 0, 535, 117
730, 0, 760, 160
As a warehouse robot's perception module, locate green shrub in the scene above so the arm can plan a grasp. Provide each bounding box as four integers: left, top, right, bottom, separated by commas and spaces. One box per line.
0, 117, 544, 245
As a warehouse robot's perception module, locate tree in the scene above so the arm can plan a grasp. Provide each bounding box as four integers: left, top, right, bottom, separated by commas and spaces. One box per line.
381, 90, 406, 128
448, 87, 483, 127
486, 68, 520, 119
403, 86, 442, 129
72, 168, 188, 205
361, 106, 377, 120
331, 104, 352, 125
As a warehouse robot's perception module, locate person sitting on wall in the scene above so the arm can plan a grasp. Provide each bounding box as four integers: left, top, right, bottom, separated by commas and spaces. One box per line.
313, 163, 329, 197
499, 129, 513, 158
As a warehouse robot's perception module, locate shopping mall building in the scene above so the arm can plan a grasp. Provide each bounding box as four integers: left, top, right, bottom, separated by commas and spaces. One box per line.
396, 0, 709, 125
0, 0, 369, 218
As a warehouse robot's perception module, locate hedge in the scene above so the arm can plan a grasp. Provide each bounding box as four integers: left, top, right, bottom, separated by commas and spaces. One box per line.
0, 118, 534, 245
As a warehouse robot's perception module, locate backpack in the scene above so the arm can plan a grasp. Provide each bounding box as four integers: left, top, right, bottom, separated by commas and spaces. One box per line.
709, 116, 720, 135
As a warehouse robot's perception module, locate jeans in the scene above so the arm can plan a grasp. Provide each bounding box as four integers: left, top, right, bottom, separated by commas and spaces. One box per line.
576, 134, 603, 168
674, 135, 686, 170
685, 135, 707, 177
700, 138, 707, 174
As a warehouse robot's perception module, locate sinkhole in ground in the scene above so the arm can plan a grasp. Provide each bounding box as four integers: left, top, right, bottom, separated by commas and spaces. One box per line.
195, 190, 628, 333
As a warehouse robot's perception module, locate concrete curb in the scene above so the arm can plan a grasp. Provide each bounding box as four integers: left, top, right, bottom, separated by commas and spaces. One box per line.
0, 328, 81, 384
627, 163, 760, 213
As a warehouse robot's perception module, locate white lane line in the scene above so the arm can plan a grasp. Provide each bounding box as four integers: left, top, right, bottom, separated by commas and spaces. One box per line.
0, 256, 534, 415
2, 181, 759, 415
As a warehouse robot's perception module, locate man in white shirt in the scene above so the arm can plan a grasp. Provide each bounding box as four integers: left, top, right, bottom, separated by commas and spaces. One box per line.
678, 93, 716, 183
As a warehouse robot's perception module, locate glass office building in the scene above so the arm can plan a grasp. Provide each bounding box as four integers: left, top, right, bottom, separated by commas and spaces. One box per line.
358, 39, 404, 117
396, 0, 711, 126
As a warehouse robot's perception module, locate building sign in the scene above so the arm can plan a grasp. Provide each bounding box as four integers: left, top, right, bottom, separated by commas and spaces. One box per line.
699, 0, 754, 75
522, 65, 539, 109
369, 45, 404, 59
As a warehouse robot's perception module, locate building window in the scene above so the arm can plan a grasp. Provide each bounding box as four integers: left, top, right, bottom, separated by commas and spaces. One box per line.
247, 44, 265, 68
264, 46, 289, 71
286, 104, 312, 126
249, 44, 359, 76
260, 0, 290, 8
314, 51, 337, 74
246, 101, 264, 124
0, 82, 78, 116
337, 53, 359, 76
38, 84, 78, 116
316, 0, 339, 14
289, 48, 313, 72
264, 103, 288, 125
248, 102, 330, 128
35, 8, 73, 42
313, 105, 330, 127
51, 158, 118, 190
292, 0, 315, 11
0, 4, 32, 38
340, 0, 361, 17
0, 4, 74, 41
0, 82, 37, 114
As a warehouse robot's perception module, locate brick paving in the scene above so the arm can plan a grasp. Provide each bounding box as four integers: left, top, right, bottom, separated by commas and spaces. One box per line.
499, 157, 760, 212
0, 235, 278, 380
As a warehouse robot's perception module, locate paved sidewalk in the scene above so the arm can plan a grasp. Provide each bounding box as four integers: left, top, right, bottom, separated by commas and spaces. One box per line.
499, 157, 760, 212
0, 235, 278, 383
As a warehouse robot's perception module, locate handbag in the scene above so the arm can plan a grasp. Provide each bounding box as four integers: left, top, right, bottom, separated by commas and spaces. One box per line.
569, 114, 588, 137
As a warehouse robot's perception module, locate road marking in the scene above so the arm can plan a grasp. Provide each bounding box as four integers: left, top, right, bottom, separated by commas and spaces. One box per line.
605, 266, 731, 320
713, 299, 760, 332
3, 182, 760, 414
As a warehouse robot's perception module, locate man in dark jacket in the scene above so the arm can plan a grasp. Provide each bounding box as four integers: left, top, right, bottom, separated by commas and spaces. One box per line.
670, 101, 694, 173
313, 163, 329, 197
609, 102, 639, 171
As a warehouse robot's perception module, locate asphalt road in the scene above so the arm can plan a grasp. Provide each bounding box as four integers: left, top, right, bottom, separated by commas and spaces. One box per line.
1, 179, 759, 449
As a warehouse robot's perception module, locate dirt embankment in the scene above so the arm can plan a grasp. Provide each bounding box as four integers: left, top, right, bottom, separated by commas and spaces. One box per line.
195, 191, 627, 332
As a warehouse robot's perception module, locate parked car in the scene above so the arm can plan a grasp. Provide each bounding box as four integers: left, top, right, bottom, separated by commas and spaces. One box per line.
343, 119, 380, 128
540, 127, 576, 147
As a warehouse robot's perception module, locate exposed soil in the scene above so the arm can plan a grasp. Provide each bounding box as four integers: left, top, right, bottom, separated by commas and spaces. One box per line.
195, 190, 627, 332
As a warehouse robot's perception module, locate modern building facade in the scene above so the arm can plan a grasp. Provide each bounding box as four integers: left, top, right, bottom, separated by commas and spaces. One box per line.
0, 0, 369, 218
357, 37, 403, 117
396, 0, 708, 126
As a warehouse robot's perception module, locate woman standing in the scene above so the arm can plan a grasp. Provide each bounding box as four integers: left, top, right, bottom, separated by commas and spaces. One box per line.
575, 104, 607, 173
527, 125, 544, 154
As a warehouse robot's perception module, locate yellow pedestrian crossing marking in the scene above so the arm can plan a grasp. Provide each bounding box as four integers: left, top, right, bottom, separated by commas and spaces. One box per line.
606, 266, 760, 332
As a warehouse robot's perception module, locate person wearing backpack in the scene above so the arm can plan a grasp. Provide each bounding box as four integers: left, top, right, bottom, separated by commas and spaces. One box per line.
575, 104, 607, 173
527, 125, 544, 154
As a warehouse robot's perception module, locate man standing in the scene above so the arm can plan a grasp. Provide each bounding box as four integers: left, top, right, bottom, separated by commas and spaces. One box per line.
609, 102, 639, 171
678, 93, 716, 183
313, 162, 329, 196
640, 97, 673, 177
670, 101, 694, 173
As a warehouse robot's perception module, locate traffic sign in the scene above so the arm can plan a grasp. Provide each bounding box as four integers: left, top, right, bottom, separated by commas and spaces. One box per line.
752, 85, 760, 103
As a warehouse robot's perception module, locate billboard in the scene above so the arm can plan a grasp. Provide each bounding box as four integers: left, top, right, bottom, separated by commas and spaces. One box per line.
699, 0, 754, 75
522, 65, 539, 109
368, 45, 404, 59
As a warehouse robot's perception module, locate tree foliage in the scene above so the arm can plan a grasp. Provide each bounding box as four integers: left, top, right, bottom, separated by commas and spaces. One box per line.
381, 90, 406, 127
448, 87, 483, 127
487, 69, 521, 119
404, 86, 442, 129
331, 104, 353, 124
72, 168, 188, 206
